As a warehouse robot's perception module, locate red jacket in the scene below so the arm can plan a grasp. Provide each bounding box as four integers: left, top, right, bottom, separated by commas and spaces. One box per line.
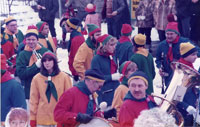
68, 34, 84, 76
54, 86, 100, 127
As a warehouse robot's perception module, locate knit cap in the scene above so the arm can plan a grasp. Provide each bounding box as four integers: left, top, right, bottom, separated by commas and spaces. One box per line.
96, 34, 113, 45
119, 61, 132, 75
134, 34, 146, 46
42, 51, 56, 58
36, 21, 47, 32
165, 22, 180, 35
85, 69, 105, 82
25, 25, 39, 37
4, 16, 16, 25
128, 71, 148, 86
121, 24, 133, 36
85, 3, 96, 13
87, 24, 101, 36
66, 18, 81, 32
180, 42, 197, 58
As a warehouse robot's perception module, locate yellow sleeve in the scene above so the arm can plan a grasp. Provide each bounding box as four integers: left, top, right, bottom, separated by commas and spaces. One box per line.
29, 75, 40, 121
73, 44, 88, 80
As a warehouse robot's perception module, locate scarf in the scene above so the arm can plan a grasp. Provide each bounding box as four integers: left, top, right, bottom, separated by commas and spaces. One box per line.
119, 36, 132, 44
121, 77, 128, 87
97, 49, 117, 74
41, 72, 58, 103
136, 47, 149, 57
179, 58, 194, 69
4, 28, 19, 50
75, 81, 94, 115
0, 70, 13, 83
24, 44, 42, 66
85, 37, 98, 50
166, 36, 179, 63
38, 33, 55, 52
124, 91, 156, 109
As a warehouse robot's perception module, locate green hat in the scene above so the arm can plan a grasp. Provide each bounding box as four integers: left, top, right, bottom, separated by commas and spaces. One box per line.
36, 21, 47, 32
96, 34, 113, 45
87, 24, 101, 36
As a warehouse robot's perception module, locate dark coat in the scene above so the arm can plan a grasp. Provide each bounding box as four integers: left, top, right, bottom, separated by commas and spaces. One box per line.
37, 0, 59, 21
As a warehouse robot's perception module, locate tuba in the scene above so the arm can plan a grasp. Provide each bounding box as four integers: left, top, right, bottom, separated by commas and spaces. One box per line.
153, 62, 200, 126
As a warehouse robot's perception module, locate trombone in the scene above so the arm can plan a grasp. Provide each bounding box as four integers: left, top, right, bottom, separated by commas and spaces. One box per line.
33, 50, 42, 59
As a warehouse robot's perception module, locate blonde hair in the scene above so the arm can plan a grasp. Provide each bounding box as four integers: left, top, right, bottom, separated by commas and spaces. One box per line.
134, 107, 177, 127
5, 108, 29, 127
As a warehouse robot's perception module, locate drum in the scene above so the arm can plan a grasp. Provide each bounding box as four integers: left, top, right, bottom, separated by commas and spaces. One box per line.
76, 117, 114, 127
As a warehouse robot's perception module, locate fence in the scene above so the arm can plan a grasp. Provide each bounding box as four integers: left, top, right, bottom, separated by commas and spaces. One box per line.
0, 0, 36, 17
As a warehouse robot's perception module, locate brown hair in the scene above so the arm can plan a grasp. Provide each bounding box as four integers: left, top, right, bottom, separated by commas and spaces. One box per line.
97, 37, 118, 54
124, 62, 138, 75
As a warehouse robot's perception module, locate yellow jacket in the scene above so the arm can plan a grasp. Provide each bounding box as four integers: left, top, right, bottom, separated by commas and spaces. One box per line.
73, 43, 94, 80
112, 84, 129, 120
30, 72, 72, 125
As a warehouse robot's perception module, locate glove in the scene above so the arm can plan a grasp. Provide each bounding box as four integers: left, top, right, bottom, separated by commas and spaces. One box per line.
186, 106, 196, 115
76, 113, 93, 124
30, 120, 36, 127
104, 108, 116, 119
111, 73, 121, 81
35, 59, 41, 68
73, 75, 79, 81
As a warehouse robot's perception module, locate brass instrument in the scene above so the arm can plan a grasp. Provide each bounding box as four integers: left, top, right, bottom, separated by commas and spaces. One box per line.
33, 50, 42, 59
153, 62, 200, 126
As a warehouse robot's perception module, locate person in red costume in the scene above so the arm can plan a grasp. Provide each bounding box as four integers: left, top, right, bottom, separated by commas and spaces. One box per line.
54, 69, 116, 127
119, 71, 157, 127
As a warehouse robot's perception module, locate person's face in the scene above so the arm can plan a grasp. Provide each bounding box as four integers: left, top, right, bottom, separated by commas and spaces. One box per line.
10, 119, 27, 127
129, 78, 147, 99
125, 68, 138, 78
41, 24, 49, 36
93, 31, 101, 40
26, 35, 38, 50
183, 51, 198, 64
43, 59, 54, 73
65, 23, 71, 33
7, 21, 18, 34
165, 31, 178, 43
87, 79, 104, 93
104, 39, 117, 54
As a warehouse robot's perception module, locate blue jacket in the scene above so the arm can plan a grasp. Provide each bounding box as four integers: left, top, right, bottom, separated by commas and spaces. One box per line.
115, 40, 133, 66
91, 54, 119, 106
1, 72, 26, 122
155, 37, 189, 86
177, 87, 199, 126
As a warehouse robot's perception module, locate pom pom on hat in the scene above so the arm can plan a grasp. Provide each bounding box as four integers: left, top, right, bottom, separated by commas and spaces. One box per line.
1, 54, 7, 70
96, 34, 113, 45
121, 24, 133, 36
87, 24, 101, 36
134, 34, 146, 46
26, 25, 39, 36
165, 22, 179, 35
167, 14, 176, 22
4, 16, 16, 25
36, 21, 47, 32
85, 3, 96, 13
85, 69, 105, 82
128, 71, 148, 86
180, 42, 197, 58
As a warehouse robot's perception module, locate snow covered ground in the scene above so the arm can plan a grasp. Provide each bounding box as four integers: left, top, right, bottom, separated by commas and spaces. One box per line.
2, 1, 200, 94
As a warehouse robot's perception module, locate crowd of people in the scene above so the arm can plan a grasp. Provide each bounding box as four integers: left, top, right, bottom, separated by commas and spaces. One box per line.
1, 0, 200, 127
